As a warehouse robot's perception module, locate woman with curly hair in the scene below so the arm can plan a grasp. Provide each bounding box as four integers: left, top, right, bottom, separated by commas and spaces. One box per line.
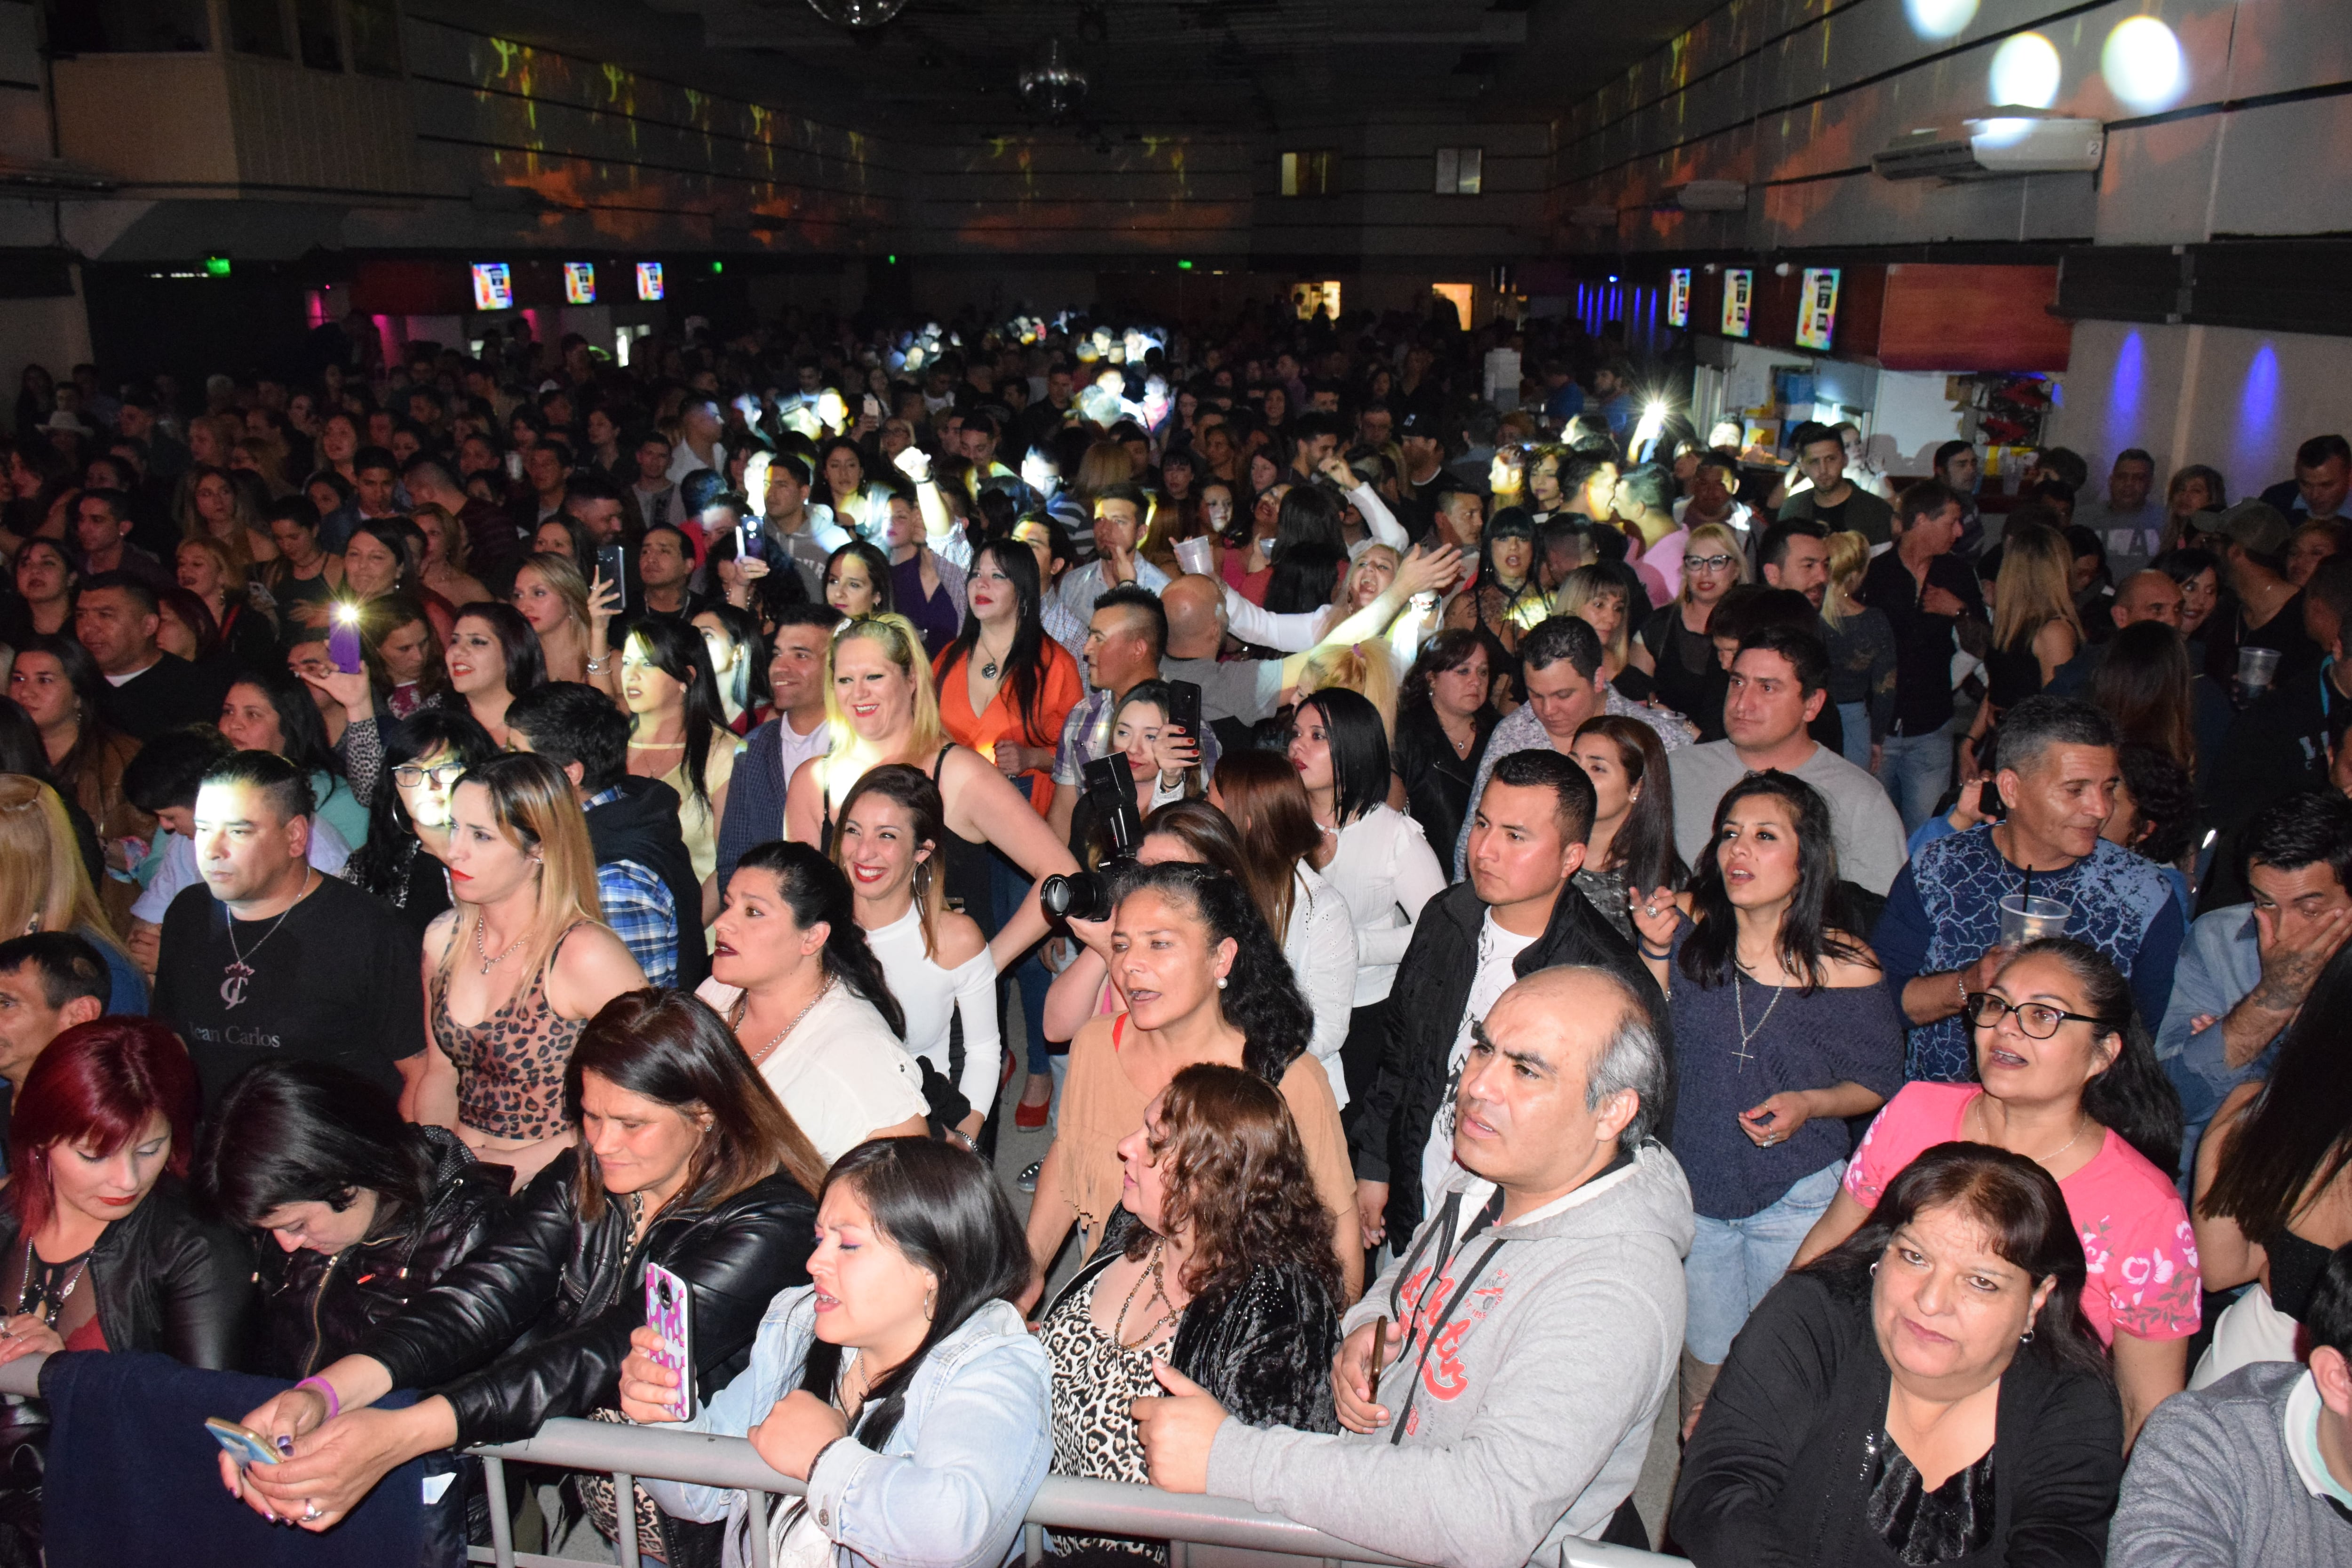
1022, 861, 1363, 1312
1037, 1062, 1343, 1560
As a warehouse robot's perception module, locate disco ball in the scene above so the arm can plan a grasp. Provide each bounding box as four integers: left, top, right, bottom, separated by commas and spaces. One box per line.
801, 0, 910, 27
1020, 38, 1089, 124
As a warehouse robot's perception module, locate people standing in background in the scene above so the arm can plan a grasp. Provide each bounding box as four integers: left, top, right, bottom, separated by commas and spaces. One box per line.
619, 618, 734, 924
715, 602, 840, 890
1860, 480, 1985, 833
1567, 715, 1685, 945
1817, 530, 1897, 774
2079, 448, 2165, 580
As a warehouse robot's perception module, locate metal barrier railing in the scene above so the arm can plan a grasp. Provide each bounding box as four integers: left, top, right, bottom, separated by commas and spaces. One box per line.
0, 1354, 1685, 1568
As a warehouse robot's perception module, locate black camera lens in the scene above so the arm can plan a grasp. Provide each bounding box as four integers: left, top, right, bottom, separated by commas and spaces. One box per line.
656, 1280, 673, 1308
1041, 870, 1114, 924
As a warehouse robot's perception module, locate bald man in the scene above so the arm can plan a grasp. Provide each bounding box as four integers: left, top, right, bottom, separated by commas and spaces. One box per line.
2113, 569, 2185, 629
1137, 965, 1693, 1564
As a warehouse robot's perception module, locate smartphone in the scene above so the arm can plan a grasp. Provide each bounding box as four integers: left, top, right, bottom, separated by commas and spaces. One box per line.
503, 450, 524, 483
644, 1262, 695, 1419
596, 543, 628, 614
862, 392, 883, 422
1166, 679, 1202, 752
737, 513, 764, 565
206, 1416, 284, 1466
1367, 1314, 1389, 1385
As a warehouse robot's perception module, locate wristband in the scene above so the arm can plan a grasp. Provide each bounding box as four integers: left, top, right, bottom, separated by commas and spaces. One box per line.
1639, 944, 1672, 961
1955, 970, 1969, 1015
295, 1377, 340, 1420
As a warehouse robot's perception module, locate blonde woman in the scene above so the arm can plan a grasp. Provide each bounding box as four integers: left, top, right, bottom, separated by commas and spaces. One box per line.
1291, 639, 1401, 740
783, 613, 1078, 968
1556, 564, 1656, 699
1820, 531, 1897, 772
179, 463, 273, 572
1637, 519, 1749, 723
510, 551, 619, 695
406, 752, 645, 1188
1967, 521, 2083, 763
0, 774, 142, 1010
412, 503, 488, 608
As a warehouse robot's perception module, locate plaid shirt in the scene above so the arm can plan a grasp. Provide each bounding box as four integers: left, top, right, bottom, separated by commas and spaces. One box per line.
583, 787, 678, 987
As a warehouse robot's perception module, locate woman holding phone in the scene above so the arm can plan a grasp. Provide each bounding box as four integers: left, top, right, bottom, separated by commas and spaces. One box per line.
222, 989, 826, 1561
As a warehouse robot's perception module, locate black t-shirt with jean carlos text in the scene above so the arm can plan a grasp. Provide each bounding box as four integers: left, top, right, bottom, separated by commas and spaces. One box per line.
151, 873, 426, 1107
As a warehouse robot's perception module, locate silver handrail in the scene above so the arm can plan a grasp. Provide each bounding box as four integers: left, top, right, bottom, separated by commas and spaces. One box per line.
0, 1355, 1682, 1567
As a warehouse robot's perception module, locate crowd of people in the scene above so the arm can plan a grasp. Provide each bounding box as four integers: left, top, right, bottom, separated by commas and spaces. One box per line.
1, 309, 2351, 1567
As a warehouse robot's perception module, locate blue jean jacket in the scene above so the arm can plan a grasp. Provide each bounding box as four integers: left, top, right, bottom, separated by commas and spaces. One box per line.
643, 1289, 1052, 1568
2155, 904, 2282, 1185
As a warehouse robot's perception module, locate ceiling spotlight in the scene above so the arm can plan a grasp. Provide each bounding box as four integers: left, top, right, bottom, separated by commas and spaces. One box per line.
1020, 37, 1089, 125
802, 0, 910, 28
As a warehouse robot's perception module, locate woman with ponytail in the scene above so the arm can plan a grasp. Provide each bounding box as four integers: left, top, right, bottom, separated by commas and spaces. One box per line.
697, 840, 930, 1164
621, 1138, 1049, 1568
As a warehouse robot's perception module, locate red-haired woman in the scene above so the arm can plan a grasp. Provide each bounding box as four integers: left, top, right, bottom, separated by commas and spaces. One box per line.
0, 1019, 254, 1367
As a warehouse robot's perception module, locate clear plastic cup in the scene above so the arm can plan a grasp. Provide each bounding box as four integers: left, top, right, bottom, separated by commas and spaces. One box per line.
2237, 645, 2282, 701
1173, 535, 1214, 576
1999, 894, 2069, 947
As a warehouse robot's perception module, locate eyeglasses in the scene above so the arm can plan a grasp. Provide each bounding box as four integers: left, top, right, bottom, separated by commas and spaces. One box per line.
1684, 554, 1738, 573
390, 762, 467, 789
1961, 992, 2107, 1040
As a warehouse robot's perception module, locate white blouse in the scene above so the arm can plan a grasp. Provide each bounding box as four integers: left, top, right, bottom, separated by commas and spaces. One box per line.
694, 977, 928, 1165
1318, 804, 1448, 1007
863, 903, 1002, 1120
1283, 863, 1360, 1113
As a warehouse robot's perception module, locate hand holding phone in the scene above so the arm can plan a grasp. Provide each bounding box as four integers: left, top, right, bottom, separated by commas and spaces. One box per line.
1166, 679, 1202, 752
596, 544, 628, 616
206, 1416, 286, 1466
644, 1263, 695, 1420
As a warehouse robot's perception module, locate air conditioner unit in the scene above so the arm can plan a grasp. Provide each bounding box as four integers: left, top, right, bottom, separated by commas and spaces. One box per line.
1668, 179, 1748, 211
1871, 117, 2104, 181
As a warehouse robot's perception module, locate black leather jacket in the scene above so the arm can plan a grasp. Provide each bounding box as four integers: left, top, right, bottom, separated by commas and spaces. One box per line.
1047, 1207, 1342, 1434
0, 1173, 255, 1369
357, 1149, 817, 1447
254, 1126, 511, 1379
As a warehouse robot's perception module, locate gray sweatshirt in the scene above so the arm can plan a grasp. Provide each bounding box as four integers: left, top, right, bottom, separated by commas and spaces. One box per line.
2111, 1358, 2352, 1567
1204, 1141, 1693, 1568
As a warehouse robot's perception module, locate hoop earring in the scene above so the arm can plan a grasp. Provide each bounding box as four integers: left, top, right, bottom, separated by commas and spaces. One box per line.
1867, 1261, 1879, 1276
2018, 1328, 2034, 1344
922, 1288, 935, 1323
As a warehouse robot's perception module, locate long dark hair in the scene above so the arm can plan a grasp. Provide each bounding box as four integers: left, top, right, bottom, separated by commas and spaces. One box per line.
734, 840, 906, 1037
1573, 714, 1684, 890
346, 707, 499, 898
626, 617, 728, 811
2202, 935, 2352, 1236
1212, 748, 1320, 939
1678, 771, 1866, 992
1139, 798, 1254, 888
16, 634, 120, 792
702, 603, 769, 716
226, 667, 340, 779
935, 539, 1051, 741
2089, 621, 2197, 772
833, 764, 949, 959
565, 988, 827, 1223
1990, 937, 2183, 1177
1807, 1140, 2110, 1384
1296, 688, 1389, 827
197, 1059, 438, 1230
1115, 860, 1311, 1083
825, 539, 895, 616
454, 601, 546, 698
1128, 1062, 1340, 1306
796, 1139, 1029, 1449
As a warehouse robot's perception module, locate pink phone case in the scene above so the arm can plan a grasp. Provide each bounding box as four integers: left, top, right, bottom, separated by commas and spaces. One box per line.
644, 1263, 694, 1417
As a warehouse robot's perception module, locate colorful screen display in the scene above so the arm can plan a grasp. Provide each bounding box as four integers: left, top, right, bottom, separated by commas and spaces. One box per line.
1720, 268, 1754, 338
564, 262, 596, 305
636, 262, 665, 302
469, 263, 512, 312
1667, 268, 1691, 328
1796, 268, 1841, 352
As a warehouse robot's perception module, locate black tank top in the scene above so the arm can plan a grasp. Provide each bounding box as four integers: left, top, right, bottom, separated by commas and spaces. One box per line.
2268, 1226, 2334, 1321
818, 745, 994, 920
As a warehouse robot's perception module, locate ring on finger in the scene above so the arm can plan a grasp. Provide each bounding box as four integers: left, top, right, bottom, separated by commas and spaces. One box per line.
303, 1503, 324, 1522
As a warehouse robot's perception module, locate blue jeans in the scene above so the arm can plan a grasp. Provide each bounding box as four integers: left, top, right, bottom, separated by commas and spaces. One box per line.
1876, 720, 1954, 834
1684, 1161, 1845, 1364
1837, 701, 1871, 771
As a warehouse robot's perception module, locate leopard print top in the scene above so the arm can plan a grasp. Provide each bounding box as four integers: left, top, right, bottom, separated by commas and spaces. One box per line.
1040, 1270, 1169, 1563
431, 921, 587, 1142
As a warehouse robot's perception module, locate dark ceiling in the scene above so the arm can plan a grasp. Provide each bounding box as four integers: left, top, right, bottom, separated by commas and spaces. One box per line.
634, 0, 1724, 134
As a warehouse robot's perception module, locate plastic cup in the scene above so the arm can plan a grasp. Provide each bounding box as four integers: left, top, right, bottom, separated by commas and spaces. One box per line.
1998, 894, 2069, 947
2237, 645, 2282, 699
1173, 535, 1215, 576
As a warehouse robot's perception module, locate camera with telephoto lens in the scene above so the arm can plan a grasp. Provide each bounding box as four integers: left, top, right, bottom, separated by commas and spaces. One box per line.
1041, 755, 1143, 923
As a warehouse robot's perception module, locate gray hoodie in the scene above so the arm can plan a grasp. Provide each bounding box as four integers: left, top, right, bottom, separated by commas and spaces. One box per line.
1205, 1141, 1693, 1568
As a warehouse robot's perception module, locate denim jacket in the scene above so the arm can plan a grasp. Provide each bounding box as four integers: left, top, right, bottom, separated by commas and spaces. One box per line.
644, 1289, 1052, 1568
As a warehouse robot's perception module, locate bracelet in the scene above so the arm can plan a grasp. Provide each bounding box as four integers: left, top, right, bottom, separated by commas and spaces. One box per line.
295, 1377, 340, 1420
1638, 943, 1673, 961
1955, 969, 1969, 1014
585, 656, 609, 674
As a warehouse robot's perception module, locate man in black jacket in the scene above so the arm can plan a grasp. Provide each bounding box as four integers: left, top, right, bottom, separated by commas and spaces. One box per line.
507, 683, 707, 991
1349, 748, 1667, 1252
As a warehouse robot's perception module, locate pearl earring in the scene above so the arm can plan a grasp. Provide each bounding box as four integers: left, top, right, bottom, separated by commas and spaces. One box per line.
1216, 976, 1227, 990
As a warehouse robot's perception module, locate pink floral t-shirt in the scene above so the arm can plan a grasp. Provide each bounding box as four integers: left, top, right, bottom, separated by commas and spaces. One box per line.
1843, 1082, 2201, 1345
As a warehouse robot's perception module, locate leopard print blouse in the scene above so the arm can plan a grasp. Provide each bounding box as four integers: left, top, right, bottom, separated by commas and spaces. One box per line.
431, 922, 587, 1142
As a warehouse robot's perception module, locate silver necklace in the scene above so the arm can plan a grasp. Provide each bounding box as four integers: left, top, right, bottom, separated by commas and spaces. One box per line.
1730, 958, 1785, 1070
735, 980, 830, 1066
473, 915, 528, 975
220, 874, 312, 1009
17, 1235, 89, 1327
974, 632, 1012, 681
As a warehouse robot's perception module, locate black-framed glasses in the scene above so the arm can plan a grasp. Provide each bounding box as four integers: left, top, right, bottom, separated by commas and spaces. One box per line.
390, 762, 467, 789
1684, 554, 1738, 573
1961, 992, 2105, 1040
